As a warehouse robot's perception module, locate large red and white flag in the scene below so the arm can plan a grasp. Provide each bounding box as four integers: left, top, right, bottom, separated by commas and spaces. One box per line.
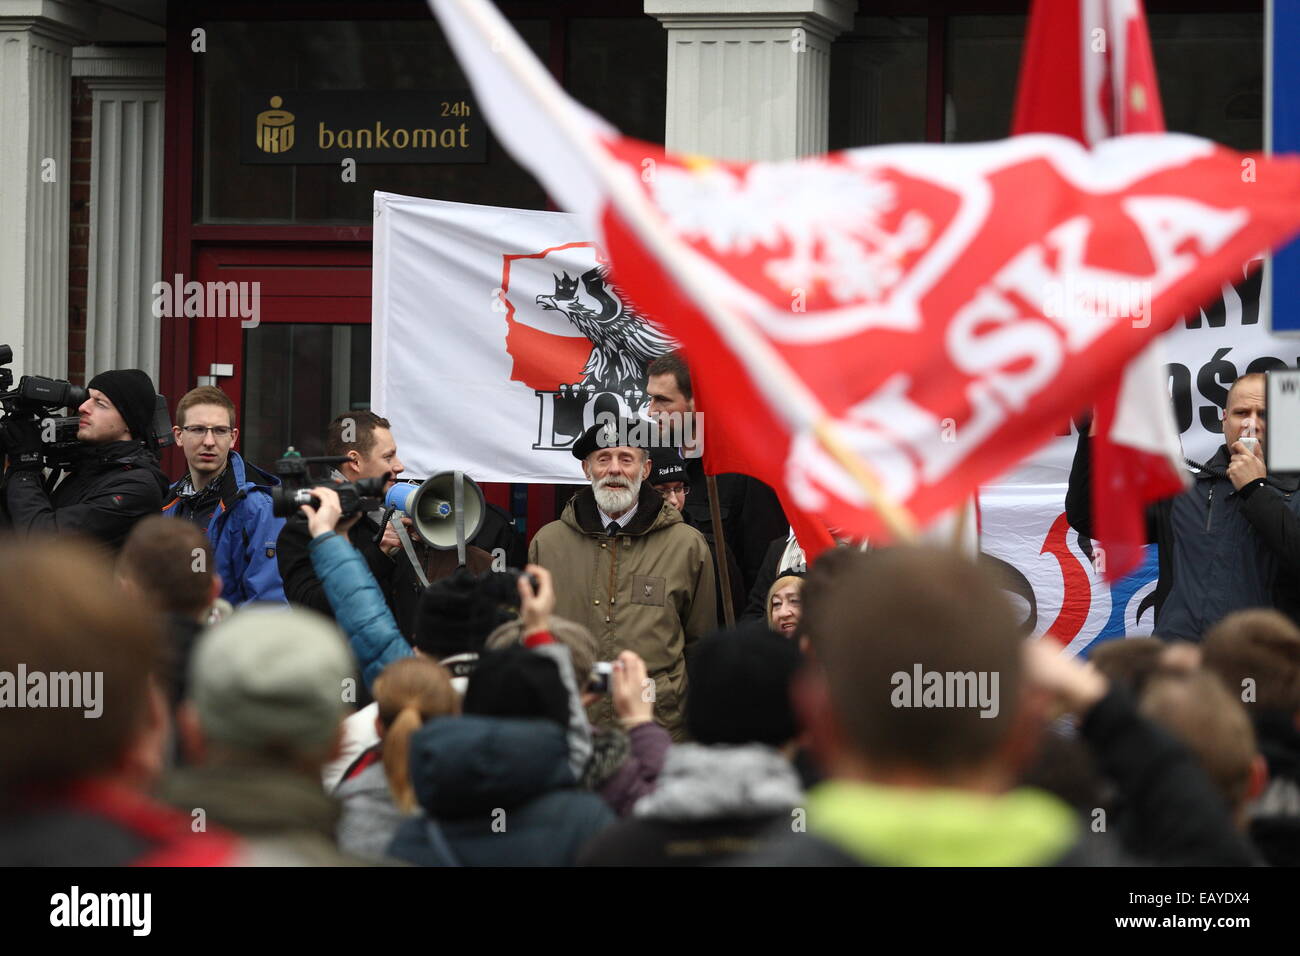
429, 0, 1300, 551
1014, 0, 1185, 581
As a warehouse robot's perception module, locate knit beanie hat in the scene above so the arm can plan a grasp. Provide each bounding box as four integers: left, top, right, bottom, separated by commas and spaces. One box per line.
412, 568, 520, 658
87, 369, 156, 445
463, 645, 570, 730
686, 621, 804, 747
189, 606, 354, 757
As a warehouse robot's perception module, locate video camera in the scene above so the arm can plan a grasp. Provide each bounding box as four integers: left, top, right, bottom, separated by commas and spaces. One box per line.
0, 344, 89, 466
0, 345, 174, 467
271, 451, 390, 519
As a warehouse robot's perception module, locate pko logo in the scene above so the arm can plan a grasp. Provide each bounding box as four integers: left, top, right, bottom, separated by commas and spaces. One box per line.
255, 95, 295, 154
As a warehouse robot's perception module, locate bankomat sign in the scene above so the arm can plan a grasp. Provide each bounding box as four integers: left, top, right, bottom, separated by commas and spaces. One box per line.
240, 90, 486, 164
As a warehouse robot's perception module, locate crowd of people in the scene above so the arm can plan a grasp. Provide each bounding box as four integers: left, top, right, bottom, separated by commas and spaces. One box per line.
0, 354, 1297, 867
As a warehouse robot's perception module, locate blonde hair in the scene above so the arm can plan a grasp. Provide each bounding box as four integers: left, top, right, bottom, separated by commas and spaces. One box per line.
373, 658, 458, 813
766, 574, 804, 630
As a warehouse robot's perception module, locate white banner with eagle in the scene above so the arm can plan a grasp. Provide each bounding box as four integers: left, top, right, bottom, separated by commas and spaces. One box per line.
371, 191, 678, 483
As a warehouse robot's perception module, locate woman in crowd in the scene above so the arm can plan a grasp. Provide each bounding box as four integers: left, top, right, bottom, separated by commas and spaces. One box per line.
335, 657, 459, 861
767, 573, 804, 640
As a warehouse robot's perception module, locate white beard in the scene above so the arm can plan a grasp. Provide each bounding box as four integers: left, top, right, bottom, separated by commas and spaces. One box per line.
593, 473, 640, 515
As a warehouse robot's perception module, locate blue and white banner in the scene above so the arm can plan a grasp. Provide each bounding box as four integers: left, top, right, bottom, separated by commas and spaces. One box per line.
981, 264, 1298, 655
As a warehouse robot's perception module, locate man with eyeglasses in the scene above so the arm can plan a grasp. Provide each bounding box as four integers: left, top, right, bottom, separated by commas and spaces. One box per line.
161, 385, 286, 605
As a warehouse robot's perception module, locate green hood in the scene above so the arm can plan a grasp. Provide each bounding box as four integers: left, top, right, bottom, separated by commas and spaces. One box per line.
807, 780, 1080, 867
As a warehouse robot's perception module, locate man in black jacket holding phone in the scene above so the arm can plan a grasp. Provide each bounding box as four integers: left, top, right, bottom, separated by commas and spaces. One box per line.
1066, 372, 1300, 640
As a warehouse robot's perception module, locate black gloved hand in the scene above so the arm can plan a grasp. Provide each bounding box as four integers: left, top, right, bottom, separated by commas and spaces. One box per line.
3, 418, 44, 472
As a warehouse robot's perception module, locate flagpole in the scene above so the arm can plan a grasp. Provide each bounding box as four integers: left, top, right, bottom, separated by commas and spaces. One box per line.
435, 0, 921, 545
705, 475, 737, 627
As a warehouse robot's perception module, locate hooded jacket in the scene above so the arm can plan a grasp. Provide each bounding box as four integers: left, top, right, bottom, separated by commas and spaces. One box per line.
579, 743, 802, 866
1066, 434, 1300, 638
3, 439, 169, 549
162, 451, 286, 605
387, 716, 613, 866
527, 483, 717, 739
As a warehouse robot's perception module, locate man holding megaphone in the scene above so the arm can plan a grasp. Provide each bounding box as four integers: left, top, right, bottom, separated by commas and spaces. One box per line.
277, 410, 491, 635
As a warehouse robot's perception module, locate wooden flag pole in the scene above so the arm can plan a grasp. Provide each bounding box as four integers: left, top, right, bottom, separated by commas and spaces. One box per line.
811, 417, 918, 542
705, 474, 737, 627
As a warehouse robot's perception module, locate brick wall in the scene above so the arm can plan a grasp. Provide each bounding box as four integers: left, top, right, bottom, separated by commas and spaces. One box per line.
67, 77, 92, 386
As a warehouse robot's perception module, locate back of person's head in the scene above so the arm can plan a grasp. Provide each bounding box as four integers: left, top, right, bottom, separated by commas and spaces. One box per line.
1139, 669, 1262, 823
687, 622, 803, 747
184, 607, 354, 768
0, 539, 164, 801
1202, 609, 1300, 718
412, 568, 520, 659
373, 657, 458, 813
799, 545, 1023, 778
484, 615, 600, 687
462, 646, 569, 730
799, 545, 861, 635
118, 515, 215, 618
1087, 637, 1169, 697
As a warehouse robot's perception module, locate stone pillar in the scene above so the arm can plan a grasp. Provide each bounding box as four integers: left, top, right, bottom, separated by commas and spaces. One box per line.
645, 0, 856, 161
0, 0, 92, 379
74, 46, 165, 382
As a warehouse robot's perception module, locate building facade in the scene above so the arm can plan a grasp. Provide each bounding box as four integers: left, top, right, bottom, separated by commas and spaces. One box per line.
0, 0, 1266, 528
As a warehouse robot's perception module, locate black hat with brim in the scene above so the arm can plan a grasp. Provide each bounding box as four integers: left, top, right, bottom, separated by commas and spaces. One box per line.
570, 417, 651, 461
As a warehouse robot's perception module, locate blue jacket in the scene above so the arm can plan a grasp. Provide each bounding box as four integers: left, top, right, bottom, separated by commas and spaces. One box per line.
163, 451, 287, 606
387, 716, 614, 867
308, 529, 412, 688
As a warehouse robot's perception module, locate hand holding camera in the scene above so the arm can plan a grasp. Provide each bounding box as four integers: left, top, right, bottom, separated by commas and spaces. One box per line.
300, 485, 363, 539
611, 650, 654, 728
516, 563, 554, 636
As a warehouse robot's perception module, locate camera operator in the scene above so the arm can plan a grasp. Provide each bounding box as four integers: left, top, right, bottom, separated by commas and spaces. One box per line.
2, 369, 169, 550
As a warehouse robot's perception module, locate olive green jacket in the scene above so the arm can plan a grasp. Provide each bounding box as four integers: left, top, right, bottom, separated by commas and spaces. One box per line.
528, 484, 717, 740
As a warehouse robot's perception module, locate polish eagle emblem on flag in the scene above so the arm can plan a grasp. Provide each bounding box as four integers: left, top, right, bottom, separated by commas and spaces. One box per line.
500, 242, 677, 451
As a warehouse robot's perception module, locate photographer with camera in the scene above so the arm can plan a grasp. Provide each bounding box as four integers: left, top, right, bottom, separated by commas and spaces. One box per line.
2, 369, 169, 550
276, 411, 491, 633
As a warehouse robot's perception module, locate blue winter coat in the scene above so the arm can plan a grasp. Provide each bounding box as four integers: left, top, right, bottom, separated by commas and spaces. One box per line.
308, 529, 412, 688
163, 451, 287, 606
387, 716, 614, 867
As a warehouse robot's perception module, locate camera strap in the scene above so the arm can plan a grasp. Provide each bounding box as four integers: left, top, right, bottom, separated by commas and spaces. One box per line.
387, 513, 430, 589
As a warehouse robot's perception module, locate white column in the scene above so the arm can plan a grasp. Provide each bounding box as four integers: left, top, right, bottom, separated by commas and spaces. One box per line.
75, 46, 164, 381
645, 0, 856, 161
0, 1, 91, 379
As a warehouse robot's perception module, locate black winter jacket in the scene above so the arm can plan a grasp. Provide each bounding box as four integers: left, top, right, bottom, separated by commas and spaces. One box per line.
681, 459, 787, 598
278, 511, 404, 621
2, 440, 168, 550
1065, 432, 1300, 639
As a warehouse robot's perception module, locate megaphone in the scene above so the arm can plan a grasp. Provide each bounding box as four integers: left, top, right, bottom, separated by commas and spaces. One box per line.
383, 471, 486, 560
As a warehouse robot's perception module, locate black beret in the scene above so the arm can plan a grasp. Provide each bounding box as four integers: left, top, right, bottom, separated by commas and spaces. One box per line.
570, 417, 651, 461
